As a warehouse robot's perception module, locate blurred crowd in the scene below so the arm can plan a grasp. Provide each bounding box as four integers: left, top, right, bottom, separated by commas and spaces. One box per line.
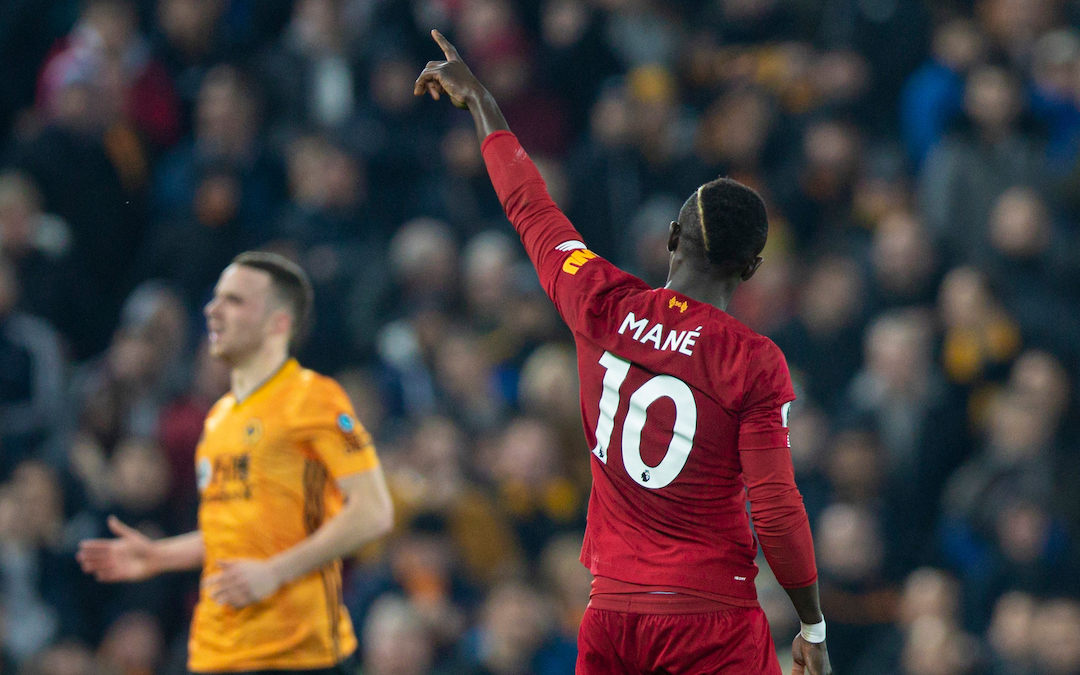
1, 0, 1080, 674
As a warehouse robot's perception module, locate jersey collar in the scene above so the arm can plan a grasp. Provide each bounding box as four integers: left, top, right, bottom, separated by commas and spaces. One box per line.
232, 358, 300, 409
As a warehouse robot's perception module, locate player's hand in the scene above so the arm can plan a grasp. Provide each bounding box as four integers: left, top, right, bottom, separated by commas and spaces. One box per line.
791, 635, 832, 675
204, 559, 282, 609
413, 29, 483, 110
76, 515, 159, 582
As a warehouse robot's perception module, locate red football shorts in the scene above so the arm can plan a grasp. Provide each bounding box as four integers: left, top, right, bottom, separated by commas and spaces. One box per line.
576, 606, 782, 675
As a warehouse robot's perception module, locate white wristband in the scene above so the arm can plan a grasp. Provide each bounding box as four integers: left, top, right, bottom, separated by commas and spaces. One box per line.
800, 619, 826, 643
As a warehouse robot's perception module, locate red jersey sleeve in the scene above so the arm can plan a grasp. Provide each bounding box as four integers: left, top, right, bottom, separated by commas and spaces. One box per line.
738, 338, 796, 451
738, 339, 817, 589
481, 131, 647, 332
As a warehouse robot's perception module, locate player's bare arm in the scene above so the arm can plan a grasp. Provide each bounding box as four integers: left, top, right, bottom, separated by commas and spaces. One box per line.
413, 30, 509, 142
205, 466, 393, 609
785, 583, 832, 675
77, 515, 205, 582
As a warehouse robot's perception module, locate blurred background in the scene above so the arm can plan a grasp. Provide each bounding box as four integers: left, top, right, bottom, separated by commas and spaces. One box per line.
0, 0, 1079, 673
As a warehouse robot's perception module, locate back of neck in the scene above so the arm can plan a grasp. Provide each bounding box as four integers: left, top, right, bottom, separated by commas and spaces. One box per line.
665, 273, 737, 313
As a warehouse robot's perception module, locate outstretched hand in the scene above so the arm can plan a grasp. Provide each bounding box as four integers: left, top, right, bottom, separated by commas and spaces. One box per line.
413, 30, 484, 110
76, 515, 158, 582
791, 635, 832, 675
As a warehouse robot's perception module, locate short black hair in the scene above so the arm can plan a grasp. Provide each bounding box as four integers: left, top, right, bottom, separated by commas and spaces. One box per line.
232, 251, 313, 348
681, 177, 768, 272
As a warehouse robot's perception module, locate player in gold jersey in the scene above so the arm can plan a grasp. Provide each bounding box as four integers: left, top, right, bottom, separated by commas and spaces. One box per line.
77, 252, 393, 674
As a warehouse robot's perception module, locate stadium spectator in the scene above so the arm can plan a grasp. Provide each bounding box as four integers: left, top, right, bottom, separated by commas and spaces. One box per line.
979, 0, 1060, 66
153, 64, 286, 246
432, 328, 507, 433
693, 87, 777, 185
919, 65, 1045, 262
36, 0, 180, 149
785, 403, 832, 524
0, 259, 65, 470
1031, 599, 1080, 675
772, 255, 866, 412
851, 567, 963, 674
981, 188, 1080, 357
986, 590, 1037, 675
135, 164, 245, 316
564, 84, 639, 261
850, 309, 966, 500
256, 0, 361, 137
823, 428, 884, 508
378, 418, 522, 585
1029, 28, 1080, 173
535, 0, 620, 140
941, 388, 1070, 628
352, 52, 440, 228
517, 344, 589, 486
11, 68, 145, 358
539, 534, 591, 646
416, 124, 505, 236
70, 282, 189, 455
156, 343, 229, 531
20, 640, 94, 675
867, 210, 941, 314
153, 0, 231, 131
458, 580, 570, 675
486, 418, 583, 562
897, 615, 980, 675
814, 502, 895, 672
361, 594, 436, 675
96, 612, 165, 675
777, 119, 863, 251
901, 19, 987, 169
938, 266, 1022, 392
0, 171, 80, 330
273, 134, 371, 372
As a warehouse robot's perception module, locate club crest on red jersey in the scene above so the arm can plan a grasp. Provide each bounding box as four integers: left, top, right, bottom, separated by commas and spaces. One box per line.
668, 296, 688, 313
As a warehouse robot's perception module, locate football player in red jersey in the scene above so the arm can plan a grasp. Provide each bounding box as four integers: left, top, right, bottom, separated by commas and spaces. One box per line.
416, 31, 832, 675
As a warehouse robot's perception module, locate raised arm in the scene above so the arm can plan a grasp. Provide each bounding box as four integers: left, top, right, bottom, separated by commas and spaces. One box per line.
415, 31, 641, 332
413, 30, 509, 143
414, 29, 577, 270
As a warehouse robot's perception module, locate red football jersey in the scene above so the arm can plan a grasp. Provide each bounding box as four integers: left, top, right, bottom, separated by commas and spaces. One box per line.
482, 132, 814, 601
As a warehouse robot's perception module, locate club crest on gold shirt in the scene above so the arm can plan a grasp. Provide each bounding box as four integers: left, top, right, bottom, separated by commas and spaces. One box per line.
244, 418, 263, 445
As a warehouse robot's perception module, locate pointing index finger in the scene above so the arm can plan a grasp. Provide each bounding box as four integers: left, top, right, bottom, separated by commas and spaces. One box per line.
431, 29, 460, 61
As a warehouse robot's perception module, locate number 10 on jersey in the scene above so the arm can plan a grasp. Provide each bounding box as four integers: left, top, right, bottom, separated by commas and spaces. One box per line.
592, 351, 698, 490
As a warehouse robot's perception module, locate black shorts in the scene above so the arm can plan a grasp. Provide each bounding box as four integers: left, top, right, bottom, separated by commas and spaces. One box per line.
189, 653, 359, 675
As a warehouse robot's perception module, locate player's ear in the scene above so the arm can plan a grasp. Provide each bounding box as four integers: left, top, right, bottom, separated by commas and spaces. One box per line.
667, 221, 680, 253
740, 256, 763, 281
270, 307, 292, 337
